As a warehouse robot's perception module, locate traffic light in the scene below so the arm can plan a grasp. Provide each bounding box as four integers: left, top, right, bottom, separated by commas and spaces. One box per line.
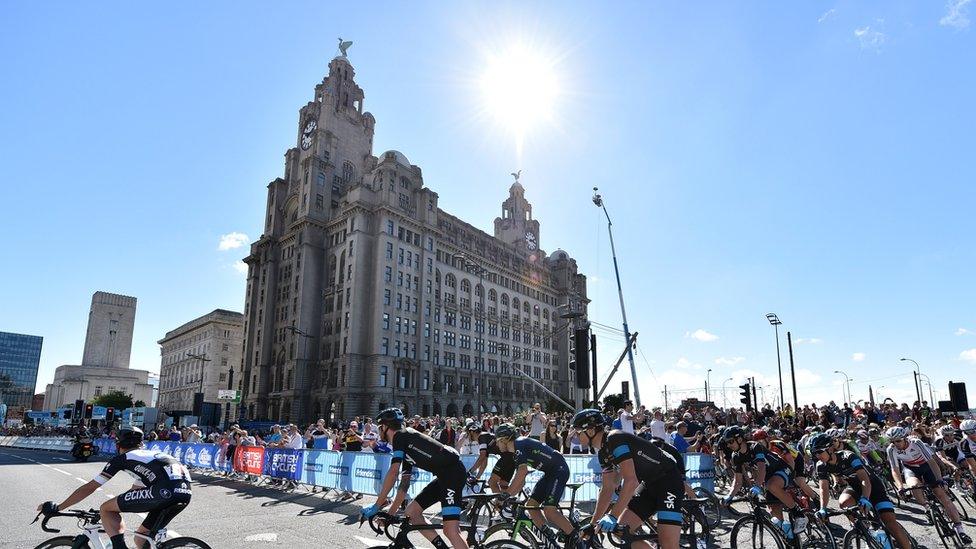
573, 329, 590, 389
106, 407, 114, 421
73, 399, 84, 421
84, 403, 93, 419
739, 383, 752, 411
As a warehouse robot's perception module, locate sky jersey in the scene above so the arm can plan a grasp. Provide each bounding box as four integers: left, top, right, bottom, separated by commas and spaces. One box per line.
815, 450, 883, 487
732, 441, 790, 476
95, 449, 191, 488
390, 427, 461, 473
598, 430, 681, 482
513, 436, 567, 473
886, 437, 934, 470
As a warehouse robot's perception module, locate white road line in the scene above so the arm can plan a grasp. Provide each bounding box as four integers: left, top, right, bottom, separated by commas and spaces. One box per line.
55, 468, 73, 476
355, 535, 432, 548
244, 533, 279, 542
75, 477, 87, 482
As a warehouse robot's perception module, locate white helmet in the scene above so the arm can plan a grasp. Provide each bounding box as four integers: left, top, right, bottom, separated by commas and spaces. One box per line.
960, 419, 976, 433
856, 430, 868, 438
938, 424, 957, 436
885, 426, 910, 440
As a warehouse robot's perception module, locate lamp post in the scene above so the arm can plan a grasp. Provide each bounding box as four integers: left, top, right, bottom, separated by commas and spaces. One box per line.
834, 370, 851, 404
454, 254, 488, 415
722, 377, 734, 409
900, 358, 923, 405
765, 313, 785, 411
918, 373, 935, 406
287, 324, 314, 424
593, 188, 641, 407
706, 369, 712, 402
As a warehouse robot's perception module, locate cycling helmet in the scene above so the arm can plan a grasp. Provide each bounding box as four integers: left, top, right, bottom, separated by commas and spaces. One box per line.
116, 426, 144, 449
494, 423, 518, 441
572, 408, 607, 430
885, 426, 910, 441
465, 420, 480, 432
375, 408, 405, 428
856, 430, 868, 439
960, 419, 976, 434
751, 429, 769, 441
938, 425, 957, 437
721, 426, 746, 442
807, 433, 833, 453
868, 428, 879, 436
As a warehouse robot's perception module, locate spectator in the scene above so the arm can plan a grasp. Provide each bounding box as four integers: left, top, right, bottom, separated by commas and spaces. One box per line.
526, 403, 548, 439
670, 421, 700, 453
437, 419, 457, 447
618, 400, 642, 433
648, 409, 668, 440
542, 420, 562, 451
283, 424, 304, 449
343, 421, 363, 452
306, 419, 330, 450
184, 424, 202, 443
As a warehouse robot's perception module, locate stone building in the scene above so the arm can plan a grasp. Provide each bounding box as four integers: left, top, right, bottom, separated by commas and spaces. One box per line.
157, 309, 244, 413
238, 50, 588, 424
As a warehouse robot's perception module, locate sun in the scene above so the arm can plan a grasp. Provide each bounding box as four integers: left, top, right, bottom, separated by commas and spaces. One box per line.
479, 44, 560, 157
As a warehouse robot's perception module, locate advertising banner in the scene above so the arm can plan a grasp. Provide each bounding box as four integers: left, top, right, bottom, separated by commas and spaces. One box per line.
301, 450, 342, 487
263, 448, 305, 480
684, 452, 715, 492
233, 445, 265, 475
92, 406, 107, 420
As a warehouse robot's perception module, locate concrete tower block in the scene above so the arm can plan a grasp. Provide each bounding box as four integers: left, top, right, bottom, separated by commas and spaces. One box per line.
81, 291, 137, 369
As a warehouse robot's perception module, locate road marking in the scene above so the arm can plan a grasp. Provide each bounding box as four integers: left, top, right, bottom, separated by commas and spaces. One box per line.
355, 535, 432, 548
56, 468, 73, 476
244, 533, 279, 542
75, 477, 88, 482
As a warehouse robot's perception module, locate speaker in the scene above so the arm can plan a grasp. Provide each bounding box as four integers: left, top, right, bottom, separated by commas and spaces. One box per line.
192, 392, 204, 417
574, 329, 590, 389
939, 400, 955, 415
622, 381, 630, 401
949, 382, 969, 412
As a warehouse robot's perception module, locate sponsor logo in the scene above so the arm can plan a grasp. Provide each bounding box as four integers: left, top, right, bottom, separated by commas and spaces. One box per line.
123, 489, 153, 502
411, 470, 433, 483
329, 465, 349, 476
197, 448, 212, 466
172, 446, 183, 461
305, 463, 323, 473
636, 450, 661, 465
573, 472, 600, 484
269, 452, 300, 474
407, 444, 433, 459
686, 470, 715, 479
664, 491, 677, 510
174, 487, 192, 495
355, 468, 381, 480
133, 465, 157, 483
184, 448, 197, 465
159, 489, 172, 499
445, 488, 456, 505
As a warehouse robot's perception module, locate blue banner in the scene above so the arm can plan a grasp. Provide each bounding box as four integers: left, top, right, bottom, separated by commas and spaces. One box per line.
263, 448, 305, 480
684, 452, 715, 492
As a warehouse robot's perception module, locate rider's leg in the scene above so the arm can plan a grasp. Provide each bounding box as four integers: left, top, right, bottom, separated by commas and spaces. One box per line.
542, 504, 575, 535
99, 498, 126, 549
618, 510, 653, 549
904, 473, 925, 506
765, 474, 797, 512
441, 518, 470, 549
879, 509, 912, 549
525, 498, 546, 529
404, 500, 441, 544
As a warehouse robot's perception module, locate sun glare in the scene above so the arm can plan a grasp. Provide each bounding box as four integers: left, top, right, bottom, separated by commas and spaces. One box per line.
480, 45, 560, 158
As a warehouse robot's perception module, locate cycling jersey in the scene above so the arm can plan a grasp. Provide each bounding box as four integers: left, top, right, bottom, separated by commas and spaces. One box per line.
513, 436, 567, 473
732, 441, 791, 477
598, 430, 682, 482
95, 449, 191, 488
934, 437, 965, 464
959, 436, 976, 459
390, 427, 462, 472
855, 439, 880, 455
886, 437, 933, 470
814, 450, 894, 513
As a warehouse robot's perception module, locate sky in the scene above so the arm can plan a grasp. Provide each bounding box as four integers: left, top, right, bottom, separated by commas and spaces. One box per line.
1, 1, 974, 410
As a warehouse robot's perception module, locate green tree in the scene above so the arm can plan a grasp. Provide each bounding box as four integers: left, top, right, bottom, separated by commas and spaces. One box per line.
602, 392, 625, 413
91, 390, 133, 410
133, 400, 146, 408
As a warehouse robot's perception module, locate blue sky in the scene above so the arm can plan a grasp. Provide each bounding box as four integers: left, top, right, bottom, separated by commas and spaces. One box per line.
2, 1, 974, 409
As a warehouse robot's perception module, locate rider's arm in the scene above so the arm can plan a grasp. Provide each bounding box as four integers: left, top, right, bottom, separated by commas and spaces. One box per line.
818, 479, 831, 508
55, 480, 101, 511
469, 451, 487, 478
375, 460, 401, 508
854, 467, 872, 500
608, 459, 641, 520
386, 469, 412, 514
506, 464, 528, 496
592, 469, 619, 521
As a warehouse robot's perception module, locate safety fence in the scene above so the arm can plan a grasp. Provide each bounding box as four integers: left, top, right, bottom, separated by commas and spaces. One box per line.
0, 436, 715, 502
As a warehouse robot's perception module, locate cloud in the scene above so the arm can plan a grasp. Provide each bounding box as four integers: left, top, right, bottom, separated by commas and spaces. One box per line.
818, 8, 837, 23
218, 232, 250, 251
793, 368, 822, 386
854, 26, 886, 51
961, 349, 976, 364
956, 328, 973, 336
715, 356, 745, 367
941, 0, 972, 29
794, 337, 823, 345
675, 357, 703, 370
852, 352, 866, 362
233, 260, 249, 274
685, 329, 719, 342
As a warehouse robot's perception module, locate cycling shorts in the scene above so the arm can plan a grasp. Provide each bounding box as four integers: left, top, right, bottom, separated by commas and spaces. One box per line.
627, 473, 685, 526
414, 460, 466, 521
491, 453, 516, 483
529, 465, 569, 507
903, 463, 940, 486
116, 481, 192, 529
844, 480, 895, 514
763, 468, 792, 505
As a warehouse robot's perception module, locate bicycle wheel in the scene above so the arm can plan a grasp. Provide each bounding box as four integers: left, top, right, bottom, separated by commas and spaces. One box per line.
482, 521, 541, 549
483, 540, 532, 549
799, 519, 837, 549
692, 487, 723, 529
841, 528, 882, 549
729, 516, 787, 549
681, 504, 710, 548
159, 537, 212, 548
33, 537, 83, 549
947, 488, 969, 521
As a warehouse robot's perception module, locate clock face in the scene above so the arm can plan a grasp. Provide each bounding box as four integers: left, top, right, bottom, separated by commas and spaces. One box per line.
301, 119, 317, 150
525, 232, 537, 251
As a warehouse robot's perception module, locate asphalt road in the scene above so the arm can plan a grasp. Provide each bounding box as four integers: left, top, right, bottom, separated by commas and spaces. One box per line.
0, 447, 957, 548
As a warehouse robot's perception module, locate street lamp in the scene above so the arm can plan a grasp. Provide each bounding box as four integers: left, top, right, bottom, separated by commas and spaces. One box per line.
900, 358, 922, 405
593, 187, 641, 408
918, 372, 935, 406
765, 313, 785, 410
706, 369, 712, 402
834, 370, 851, 404
722, 377, 734, 409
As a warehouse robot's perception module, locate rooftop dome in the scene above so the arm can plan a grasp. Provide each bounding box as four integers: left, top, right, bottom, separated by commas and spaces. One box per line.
381, 150, 411, 167
551, 249, 569, 260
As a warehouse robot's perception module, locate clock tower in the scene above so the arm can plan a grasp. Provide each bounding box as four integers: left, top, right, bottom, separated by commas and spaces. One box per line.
493, 172, 541, 254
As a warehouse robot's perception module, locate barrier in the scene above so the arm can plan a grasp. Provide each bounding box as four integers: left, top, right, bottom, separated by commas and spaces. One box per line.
4, 437, 719, 502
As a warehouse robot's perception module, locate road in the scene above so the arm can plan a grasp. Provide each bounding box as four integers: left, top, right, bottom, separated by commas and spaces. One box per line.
0, 447, 955, 548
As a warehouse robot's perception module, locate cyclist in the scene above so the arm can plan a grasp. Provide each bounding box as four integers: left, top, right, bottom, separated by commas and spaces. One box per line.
465, 422, 515, 494
573, 408, 684, 549
494, 422, 580, 547
933, 425, 966, 476
364, 408, 469, 549
768, 436, 819, 506
959, 419, 976, 476
885, 425, 970, 543
808, 433, 912, 549
721, 426, 806, 537
38, 426, 192, 549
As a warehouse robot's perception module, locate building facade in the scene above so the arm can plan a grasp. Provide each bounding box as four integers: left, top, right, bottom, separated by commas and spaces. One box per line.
0, 331, 43, 409
82, 292, 136, 369
157, 309, 244, 413
44, 365, 154, 410
238, 52, 588, 424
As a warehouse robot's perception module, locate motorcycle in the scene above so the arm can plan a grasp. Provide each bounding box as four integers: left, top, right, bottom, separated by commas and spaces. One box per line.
71, 441, 98, 462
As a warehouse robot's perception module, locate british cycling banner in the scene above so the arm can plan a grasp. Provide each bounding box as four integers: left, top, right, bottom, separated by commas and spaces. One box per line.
233, 445, 265, 475
263, 448, 304, 480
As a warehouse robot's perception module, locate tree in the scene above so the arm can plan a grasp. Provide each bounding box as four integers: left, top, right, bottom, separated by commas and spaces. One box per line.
91, 390, 133, 410
602, 392, 626, 414
133, 400, 146, 408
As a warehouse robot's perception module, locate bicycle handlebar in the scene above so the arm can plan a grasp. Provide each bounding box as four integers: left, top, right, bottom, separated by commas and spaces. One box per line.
32, 508, 100, 534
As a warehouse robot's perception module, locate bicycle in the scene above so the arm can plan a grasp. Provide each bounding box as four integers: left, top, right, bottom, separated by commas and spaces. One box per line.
727, 492, 835, 549
361, 510, 531, 549
821, 507, 918, 549
31, 508, 211, 548
898, 486, 967, 548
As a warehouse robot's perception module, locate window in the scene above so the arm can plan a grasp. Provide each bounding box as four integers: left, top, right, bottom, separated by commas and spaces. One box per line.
386, 242, 393, 259
381, 338, 389, 355
380, 365, 388, 385
384, 289, 391, 305
382, 313, 390, 330
387, 220, 395, 235
385, 266, 392, 282
315, 194, 324, 209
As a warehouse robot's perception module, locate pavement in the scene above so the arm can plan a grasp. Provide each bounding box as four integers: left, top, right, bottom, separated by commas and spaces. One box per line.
0, 446, 958, 548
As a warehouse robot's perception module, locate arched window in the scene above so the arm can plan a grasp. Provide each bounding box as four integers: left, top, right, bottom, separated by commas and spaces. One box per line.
542, 309, 549, 321
534, 304, 540, 316
501, 293, 509, 306
342, 161, 355, 183
488, 289, 497, 302
523, 301, 530, 314
400, 176, 411, 189
445, 274, 456, 289
512, 298, 520, 312
460, 279, 471, 293
475, 284, 484, 298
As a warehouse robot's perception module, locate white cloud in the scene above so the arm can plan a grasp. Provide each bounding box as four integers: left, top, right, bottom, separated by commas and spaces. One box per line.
685, 329, 719, 342
852, 352, 866, 362
961, 349, 976, 364
818, 8, 837, 23
956, 328, 973, 336
793, 368, 822, 386
941, 0, 972, 29
794, 337, 823, 345
218, 232, 250, 251
675, 357, 703, 370
715, 356, 745, 367
588, 275, 600, 284
233, 260, 249, 274
854, 26, 886, 51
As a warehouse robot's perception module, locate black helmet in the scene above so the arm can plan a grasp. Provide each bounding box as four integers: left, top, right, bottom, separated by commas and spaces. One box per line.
375, 408, 404, 428
807, 433, 833, 454
720, 426, 745, 442
465, 420, 480, 432
572, 408, 606, 430
495, 423, 517, 441
117, 426, 144, 449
